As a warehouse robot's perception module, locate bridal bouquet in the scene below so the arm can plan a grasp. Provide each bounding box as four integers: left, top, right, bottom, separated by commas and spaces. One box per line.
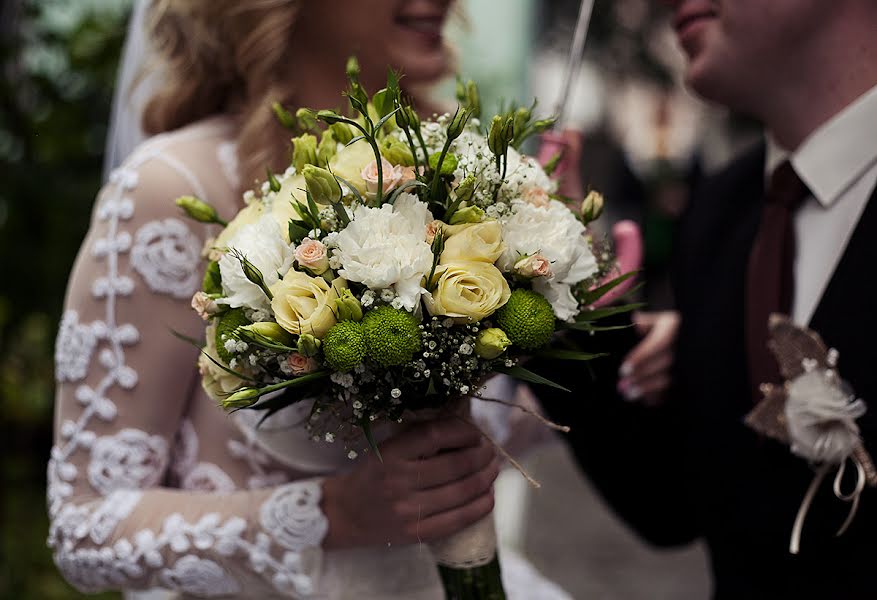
177, 60, 636, 599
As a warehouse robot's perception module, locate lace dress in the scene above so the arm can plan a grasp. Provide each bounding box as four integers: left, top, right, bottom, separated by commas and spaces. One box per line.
48, 116, 572, 600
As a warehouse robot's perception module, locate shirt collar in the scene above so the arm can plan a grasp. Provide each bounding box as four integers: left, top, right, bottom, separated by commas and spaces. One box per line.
765, 83, 877, 208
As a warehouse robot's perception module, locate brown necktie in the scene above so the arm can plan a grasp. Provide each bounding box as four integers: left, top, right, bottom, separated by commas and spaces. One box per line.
746, 161, 810, 402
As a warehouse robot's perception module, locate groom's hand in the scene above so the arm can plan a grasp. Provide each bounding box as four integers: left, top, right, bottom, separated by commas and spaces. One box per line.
617, 310, 680, 406
321, 418, 499, 549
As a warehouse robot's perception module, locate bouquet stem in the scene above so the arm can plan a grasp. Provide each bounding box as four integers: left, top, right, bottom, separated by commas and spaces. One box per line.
438, 554, 506, 600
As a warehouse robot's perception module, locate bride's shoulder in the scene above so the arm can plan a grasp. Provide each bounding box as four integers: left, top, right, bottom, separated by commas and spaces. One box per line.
108, 115, 242, 213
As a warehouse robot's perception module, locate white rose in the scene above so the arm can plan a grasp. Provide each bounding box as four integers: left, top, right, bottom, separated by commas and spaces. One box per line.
499, 199, 598, 319
218, 214, 295, 311
333, 194, 434, 311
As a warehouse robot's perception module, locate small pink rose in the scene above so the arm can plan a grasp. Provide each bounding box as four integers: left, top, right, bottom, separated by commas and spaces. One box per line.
425, 219, 444, 244
191, 291, 219, 320
514, 254, 553, 279
287, 352, 318, 375
398, 165, 419, 187
521, 185, 550, 208
295, 238, 329, 275
361, 157, 403, 195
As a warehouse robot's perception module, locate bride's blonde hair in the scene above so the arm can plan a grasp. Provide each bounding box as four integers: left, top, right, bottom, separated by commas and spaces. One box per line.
142, 0, 300, 189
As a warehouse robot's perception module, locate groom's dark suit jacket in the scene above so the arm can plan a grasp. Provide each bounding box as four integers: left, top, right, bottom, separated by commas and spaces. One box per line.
536, 145, 877, 599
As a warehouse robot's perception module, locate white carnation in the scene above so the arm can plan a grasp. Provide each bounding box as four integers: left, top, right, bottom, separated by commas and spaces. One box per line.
218, 214, 295, 311
333, 195, 434, 311
499, 199, 598, 320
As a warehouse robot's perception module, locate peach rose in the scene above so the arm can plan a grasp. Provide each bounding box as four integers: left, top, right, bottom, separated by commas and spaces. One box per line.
287, 352, 318, 375
191, 291, 219, 320
361, 157, 403, 195
295, 238, 329, 275
514, 254, 553, 278
425, 219, 444, 244
521, 185, 550, 208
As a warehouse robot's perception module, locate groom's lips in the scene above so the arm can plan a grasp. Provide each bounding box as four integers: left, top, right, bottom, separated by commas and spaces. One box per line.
673, 2, 718, 54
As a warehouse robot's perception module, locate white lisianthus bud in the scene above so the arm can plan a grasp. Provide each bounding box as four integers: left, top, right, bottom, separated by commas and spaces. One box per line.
581, 191, 605, 224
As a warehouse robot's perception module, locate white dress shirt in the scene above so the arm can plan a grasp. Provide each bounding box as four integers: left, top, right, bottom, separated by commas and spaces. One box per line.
766, 83, 877, 326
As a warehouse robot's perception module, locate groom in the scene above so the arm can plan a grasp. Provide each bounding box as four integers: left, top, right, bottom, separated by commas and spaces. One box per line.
537, 1, 877, 598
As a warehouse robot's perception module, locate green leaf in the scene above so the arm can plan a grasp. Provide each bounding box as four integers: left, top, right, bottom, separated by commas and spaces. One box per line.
347, 135, 366, 147
575, 302, 646, 322
579, 271, 639, 306
561, 322, 635, 333
248, 372, 332, 413
288, 220, 310, 244
360, 419, 383, 462
537, 349, 609, 361
334, 175, 365, 206
306, 190, 321, 221
202, 260, 222, 294
374, 106, 402, 134
494, 365, 571, 392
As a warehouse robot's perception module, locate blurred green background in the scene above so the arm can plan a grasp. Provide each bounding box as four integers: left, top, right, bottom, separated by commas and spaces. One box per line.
0, 0, 724, 597
1, 0, 130, 597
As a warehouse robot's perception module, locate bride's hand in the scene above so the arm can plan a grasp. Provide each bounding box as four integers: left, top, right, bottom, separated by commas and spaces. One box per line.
321, 418, 499, 548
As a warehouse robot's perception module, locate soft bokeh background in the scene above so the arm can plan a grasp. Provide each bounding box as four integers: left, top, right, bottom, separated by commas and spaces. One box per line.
0, 1, 758, 597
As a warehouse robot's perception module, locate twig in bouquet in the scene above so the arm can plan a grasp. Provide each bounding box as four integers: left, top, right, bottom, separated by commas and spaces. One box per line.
459, 414, 542, 490
475, 396, 570, 433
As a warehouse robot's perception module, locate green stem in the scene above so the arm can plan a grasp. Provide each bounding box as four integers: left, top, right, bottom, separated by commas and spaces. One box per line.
402, 127, 422, 173
430, 138, 453, 198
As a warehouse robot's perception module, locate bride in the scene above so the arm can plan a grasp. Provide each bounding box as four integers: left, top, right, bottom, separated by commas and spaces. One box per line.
49, 0, 571, 598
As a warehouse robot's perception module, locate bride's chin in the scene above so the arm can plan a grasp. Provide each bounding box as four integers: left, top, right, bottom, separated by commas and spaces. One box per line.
392, 53, 451, 85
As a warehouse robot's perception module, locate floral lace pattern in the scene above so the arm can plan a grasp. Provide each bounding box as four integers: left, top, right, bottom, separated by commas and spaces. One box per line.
130, 218, 202, 299
50, 138, 329, 598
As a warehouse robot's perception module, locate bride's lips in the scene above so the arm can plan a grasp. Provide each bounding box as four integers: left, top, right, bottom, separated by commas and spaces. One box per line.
673, 2, 718, 54
394, 11, 447, 46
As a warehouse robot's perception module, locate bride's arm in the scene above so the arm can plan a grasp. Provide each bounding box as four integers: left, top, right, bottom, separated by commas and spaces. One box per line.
49, 152, 498, 597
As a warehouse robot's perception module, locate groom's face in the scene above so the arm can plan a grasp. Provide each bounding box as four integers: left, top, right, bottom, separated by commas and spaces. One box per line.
662, 0, 827, 112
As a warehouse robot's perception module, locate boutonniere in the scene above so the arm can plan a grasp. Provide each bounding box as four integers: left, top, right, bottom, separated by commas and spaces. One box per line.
745, 314, 876, 554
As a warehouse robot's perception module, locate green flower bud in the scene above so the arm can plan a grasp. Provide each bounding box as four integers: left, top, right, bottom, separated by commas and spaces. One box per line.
317, 130, 338, 165
403, 106, 420, 131
175, 196, 225, 225
372, 88, 394, 120
272, 102, 296, 130
334, 288, 363, 322
447, 107, 471, 141
222, 387, 261, 410
318, 110, 346, 126
488, 115, 512, 156
265, 168, 281, 193
581, 191, 605, 224
449, 205, 484, 225
329, 122, 355, 145
513, 107, 531, 139
380, 137, 415, 166
295, 108, 318, 131
531, 117, 558, 134
297, 333, 322, 358
230, 250, 273, 300
475, 328, 512, 359
302, 165, 342, 205
347, 82, 369, 116
237, 322, 294, 347
454, 175, 477, 205
428, 152, 458, 176
466, 80, 481, 119
346, 56, 361, 82
292, 134, 318, 172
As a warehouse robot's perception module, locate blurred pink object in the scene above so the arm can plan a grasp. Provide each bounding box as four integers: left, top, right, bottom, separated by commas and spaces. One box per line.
538, 129, 643, 308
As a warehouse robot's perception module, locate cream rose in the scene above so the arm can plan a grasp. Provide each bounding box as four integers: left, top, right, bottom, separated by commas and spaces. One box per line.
425, 260, 511, 322
295, 238, 329, 275
441, 221, 505, 265
361, 157, 403, 195
328, 140, 378, 195
270, 271, 346, 338
198, 323, 245, 403
213, 201, 264, 251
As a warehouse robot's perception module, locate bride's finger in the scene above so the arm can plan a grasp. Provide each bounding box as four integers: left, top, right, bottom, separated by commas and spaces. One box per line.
406, 440, 495, 490
383, 418, 482, 460
405, 489, 497, 543
402, 458, 500, 521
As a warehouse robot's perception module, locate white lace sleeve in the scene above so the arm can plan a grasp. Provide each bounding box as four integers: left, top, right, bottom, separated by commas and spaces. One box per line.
48, 150, 329, 598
